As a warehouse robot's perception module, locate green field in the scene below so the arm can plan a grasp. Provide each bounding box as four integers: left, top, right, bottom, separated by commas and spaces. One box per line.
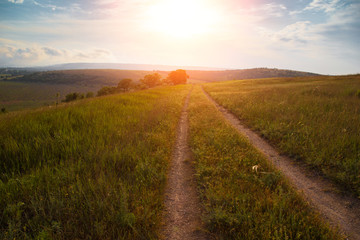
203, 75, 360, 197
0, 80, 349, 239
11, 69, 165, 86
0, 85, 189, 239
188, 86, 340, 239
0, 69, 179, 112
0, 81, 99, 112
0, 68, 322, 112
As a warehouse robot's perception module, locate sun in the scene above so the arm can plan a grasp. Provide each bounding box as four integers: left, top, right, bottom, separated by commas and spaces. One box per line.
146, 0, 219, 38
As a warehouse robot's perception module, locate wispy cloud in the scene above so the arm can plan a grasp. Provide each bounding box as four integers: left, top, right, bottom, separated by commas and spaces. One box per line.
261, 3, 288, 17
304, 0, 341, 13
0, 43, 113, 67
33, 1, 64, 11
42, 47, 64, 56
258, 21, 317, 47
261, 1, 360, 50
8, 0, 24, 4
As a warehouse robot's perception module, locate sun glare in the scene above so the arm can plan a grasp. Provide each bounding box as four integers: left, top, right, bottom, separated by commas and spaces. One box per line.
146, 0, 219, 38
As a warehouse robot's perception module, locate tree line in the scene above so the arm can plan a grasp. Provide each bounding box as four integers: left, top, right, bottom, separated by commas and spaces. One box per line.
97, 69, 188, 97
63, 69, 189, 102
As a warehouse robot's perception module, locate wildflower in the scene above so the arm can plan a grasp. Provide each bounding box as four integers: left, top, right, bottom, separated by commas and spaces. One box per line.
252, 165, 260, 173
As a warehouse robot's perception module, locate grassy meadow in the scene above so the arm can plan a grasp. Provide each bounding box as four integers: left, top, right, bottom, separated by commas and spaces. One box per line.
188, 85, 341, 239
0, 85, 190, 239
0, 69, 170, 112
0, 81, 99, 112
203, 75, 360, 197
1, 75, 355, 239
13, 69, 168, 86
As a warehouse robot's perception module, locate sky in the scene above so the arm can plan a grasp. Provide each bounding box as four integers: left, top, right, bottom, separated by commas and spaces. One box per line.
0, 0, 359, 74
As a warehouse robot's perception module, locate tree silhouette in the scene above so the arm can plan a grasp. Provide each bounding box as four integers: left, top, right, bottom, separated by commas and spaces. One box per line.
97, 87, 117, 96
63, 92, 84, 102
140, 73, 161, 88
117, 78, 132, 91
166, 69, 189, 85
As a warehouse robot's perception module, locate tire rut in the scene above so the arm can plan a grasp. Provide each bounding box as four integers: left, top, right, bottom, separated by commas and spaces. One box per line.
161, 89, 209, 240
202, 86, 360, 240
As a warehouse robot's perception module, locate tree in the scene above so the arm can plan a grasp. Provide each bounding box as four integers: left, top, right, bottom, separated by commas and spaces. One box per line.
166, 69, 189, 85
117, 78, 132, 91
97, 86, 117, 96
63, 92, 83, 102
140, 73, 161, 88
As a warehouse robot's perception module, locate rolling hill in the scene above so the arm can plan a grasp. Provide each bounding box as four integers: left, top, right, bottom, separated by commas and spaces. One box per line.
7, 69, 163, 86
4, 67, 321, 86
185, 68, 320, 82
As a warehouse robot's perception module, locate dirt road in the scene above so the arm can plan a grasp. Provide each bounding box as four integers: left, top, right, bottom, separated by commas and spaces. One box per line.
202, 86, 360, 240
161, 89, 208, 240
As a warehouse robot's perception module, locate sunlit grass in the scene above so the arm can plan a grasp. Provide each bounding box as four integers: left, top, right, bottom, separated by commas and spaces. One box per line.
188, 85, 342, 239
0, 85, 190, 239
203, 75, 360, 197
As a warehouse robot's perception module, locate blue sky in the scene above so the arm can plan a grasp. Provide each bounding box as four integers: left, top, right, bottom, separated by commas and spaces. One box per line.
0, 0, 359, 74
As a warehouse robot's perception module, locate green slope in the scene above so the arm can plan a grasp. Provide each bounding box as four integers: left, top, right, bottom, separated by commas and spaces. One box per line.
0, 85, 190, 239
203, 75, 360, 197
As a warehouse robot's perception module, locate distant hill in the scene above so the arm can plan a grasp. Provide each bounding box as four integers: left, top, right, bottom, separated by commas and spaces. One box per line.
9, 69, 164, 86
31, 63, 226, 71
3, 67, 321, 86
185, 68, 320, 82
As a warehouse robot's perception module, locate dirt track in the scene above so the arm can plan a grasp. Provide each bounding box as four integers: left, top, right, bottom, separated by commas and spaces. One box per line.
202, 86, 360, 240
161, 89, 208, 240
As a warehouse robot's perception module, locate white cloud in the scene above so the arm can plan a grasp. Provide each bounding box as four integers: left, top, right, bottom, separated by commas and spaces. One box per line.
0, 45, 113, 67
32, 1, 65, 11
262, 2, 360, 48
8, 0, 24, 4
261, 3, 288, 17
259, 21, 317, 46
290, 0, 343, 15
326, 2, 360, 25
304, 0, 340, 13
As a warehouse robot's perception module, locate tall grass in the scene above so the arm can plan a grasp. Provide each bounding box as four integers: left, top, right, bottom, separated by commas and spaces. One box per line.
188, 85, 342, 239
203, 75, 360, 197
0, 85, 190, 239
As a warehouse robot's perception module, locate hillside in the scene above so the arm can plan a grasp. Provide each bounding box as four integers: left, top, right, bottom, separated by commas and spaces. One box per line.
0, 81, 99, 112
7, 69, 163, 86
1, 68, 322, 112
0, 85, 190, 239
0, 82, 345, 239
204, 74, 360, 196
3, 67, 320, 86
186, 68, 320, 82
